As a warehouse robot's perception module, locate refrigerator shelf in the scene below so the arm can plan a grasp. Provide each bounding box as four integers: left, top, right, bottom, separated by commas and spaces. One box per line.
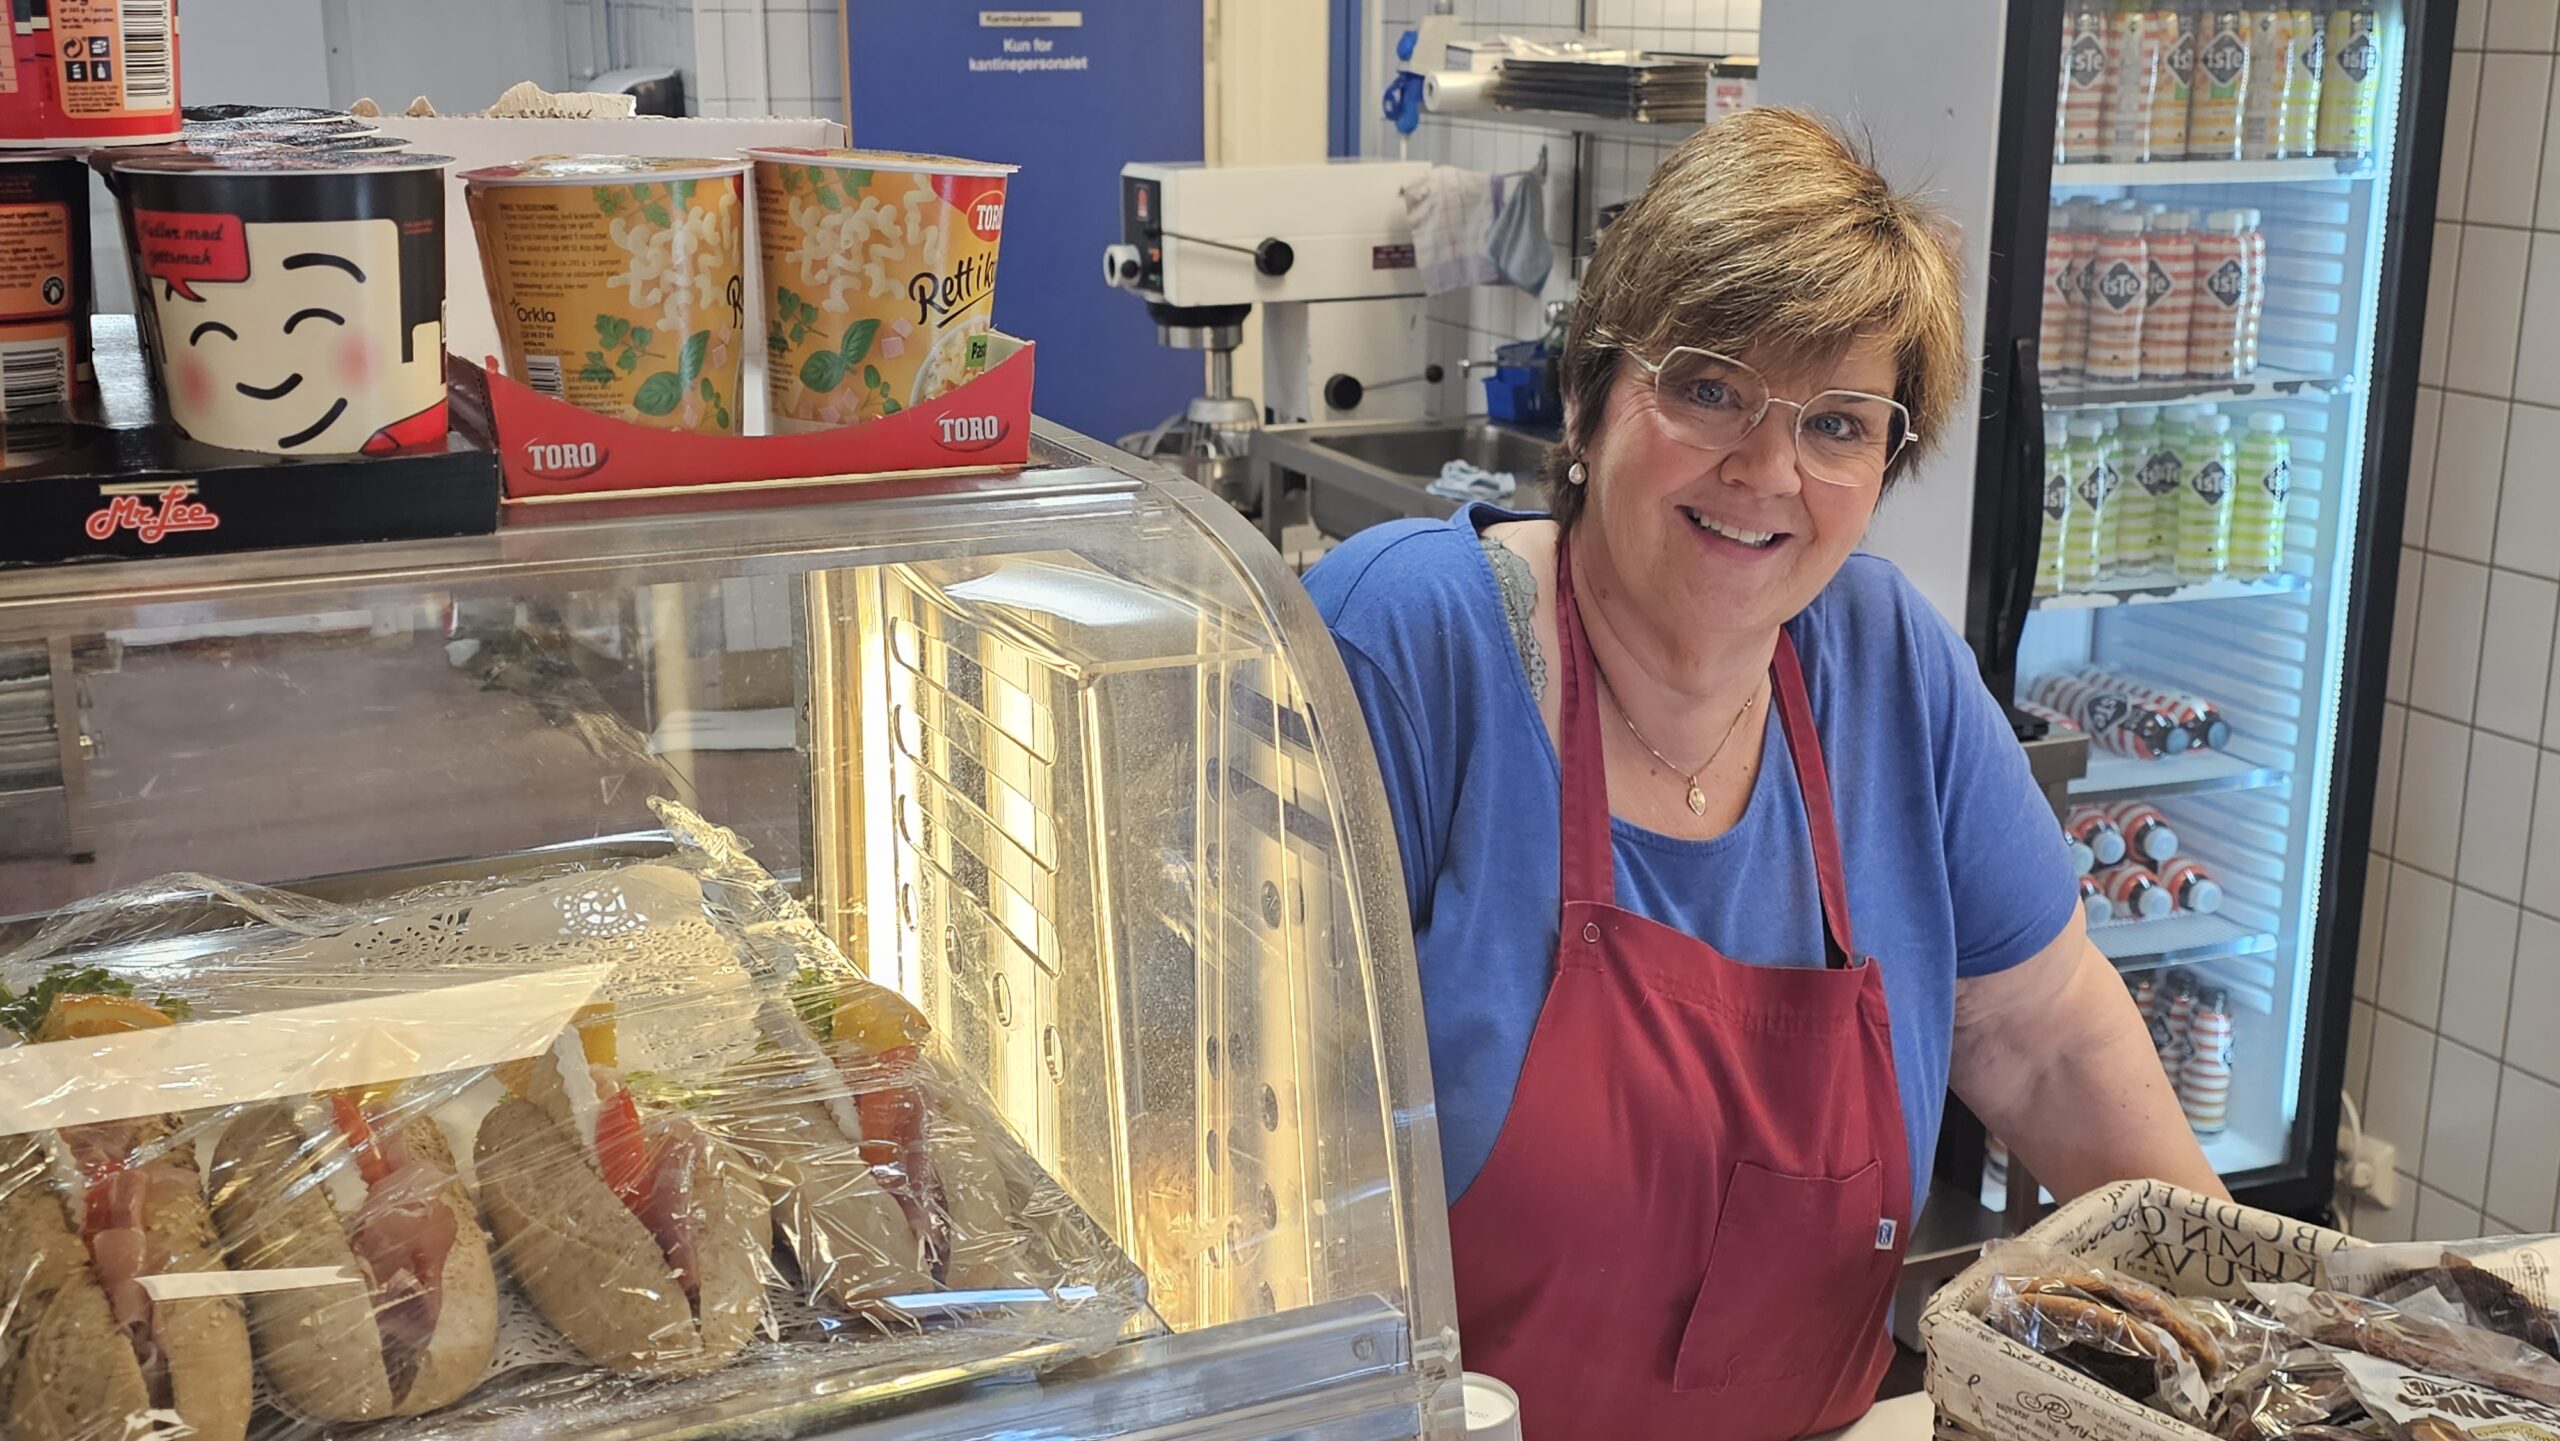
2052, 157, 2376, 188
2093, 912, 2275, 968
2035, 571, 2307, 610
2070, 749, 2287, 801
2044, 368, 2348, 411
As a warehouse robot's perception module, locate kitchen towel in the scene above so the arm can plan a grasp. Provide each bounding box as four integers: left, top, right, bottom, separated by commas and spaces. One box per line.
1403, 166, 1501, 295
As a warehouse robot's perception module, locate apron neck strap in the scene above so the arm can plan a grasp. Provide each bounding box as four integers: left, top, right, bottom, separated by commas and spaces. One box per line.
1554, 535, 1858, 966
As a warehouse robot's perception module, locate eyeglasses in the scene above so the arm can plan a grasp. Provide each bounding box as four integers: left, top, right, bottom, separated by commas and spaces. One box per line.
1619, 347, 1916, 488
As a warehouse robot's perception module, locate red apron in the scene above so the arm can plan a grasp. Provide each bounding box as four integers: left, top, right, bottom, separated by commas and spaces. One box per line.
1445, 539, 1914, 1441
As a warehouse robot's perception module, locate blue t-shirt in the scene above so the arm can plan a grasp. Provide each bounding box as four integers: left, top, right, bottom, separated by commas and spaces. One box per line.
1303, 507, 2078, 1215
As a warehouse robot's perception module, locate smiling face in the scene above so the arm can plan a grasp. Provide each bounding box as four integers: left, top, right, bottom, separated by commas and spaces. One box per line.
1577, 334, 1899, 642
148, 217, 441, 455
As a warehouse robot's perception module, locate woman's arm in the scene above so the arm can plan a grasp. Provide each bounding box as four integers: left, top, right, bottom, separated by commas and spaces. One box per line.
1948, 906, 2230, 1202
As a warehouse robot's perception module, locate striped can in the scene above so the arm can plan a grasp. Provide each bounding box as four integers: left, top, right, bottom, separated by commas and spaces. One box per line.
2234, 410, 2291, 577
2141, 212, 2197, 383
2317, 4, 2382, 160
2178, 412, 2237, 582
2066, 417, 2115, 590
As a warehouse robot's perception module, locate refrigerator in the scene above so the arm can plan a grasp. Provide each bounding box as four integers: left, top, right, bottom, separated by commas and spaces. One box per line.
1761, 0, 2456, 1220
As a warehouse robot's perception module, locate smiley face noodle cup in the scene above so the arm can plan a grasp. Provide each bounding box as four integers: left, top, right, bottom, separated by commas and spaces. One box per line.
464, 155, 748, 436
747, 148, 1016, 434
112, 148, 451, 456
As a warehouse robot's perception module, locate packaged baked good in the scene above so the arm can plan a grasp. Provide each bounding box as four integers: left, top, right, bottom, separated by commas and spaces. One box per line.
2335, 1349, 2560, 1440
2209, 1344, 2366, 1439
1980, 1241, 2217, 1422
2251, 1282, 2560, 1409
2326, 1238, 2560, 1361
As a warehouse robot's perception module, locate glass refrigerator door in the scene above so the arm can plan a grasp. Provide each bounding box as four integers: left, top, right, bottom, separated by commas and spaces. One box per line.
2015, 2, 2415, 1186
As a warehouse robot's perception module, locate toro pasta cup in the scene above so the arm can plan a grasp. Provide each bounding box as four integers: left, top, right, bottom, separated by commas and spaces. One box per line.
746, 147, 1016, 433
463, 155, 748, 435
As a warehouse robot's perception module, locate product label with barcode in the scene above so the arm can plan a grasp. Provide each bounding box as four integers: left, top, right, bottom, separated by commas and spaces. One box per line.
0, 339, 70, 412
50, 0, 173, 118
524, 355, 565, 398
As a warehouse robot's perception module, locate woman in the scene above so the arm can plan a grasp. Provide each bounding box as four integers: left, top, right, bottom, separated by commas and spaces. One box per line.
1303, 110, 2222, 1440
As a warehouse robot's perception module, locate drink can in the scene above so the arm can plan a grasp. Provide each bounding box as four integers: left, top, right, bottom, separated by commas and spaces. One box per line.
2109, 405, 2160, 573
2069, 803, 2132, 867
2109, 799, 2181, 864
2102, 863, 2176, 920
2141, 212, 2196, 383
2066, 416, 2113, 589
2317, 4, 2381, 160
2151, 7, 2197, 157
2039, 415, 2072, 598
2243, 9, 2303, 159
2061, 3, 2115, 163
2162, 856, 2224, 913
2234, 410, 2290, 577
2281, 8, 2324, 159
2103, 7, 2166, 163
2086, 211, 2149, 386
2082, 873, 2115, 925
2042, 207, 2078, 386
0, 0, 181, 150
2189, 210, 2248, 381
2178, 411, 2237, 581
2188, 10, 2252, 159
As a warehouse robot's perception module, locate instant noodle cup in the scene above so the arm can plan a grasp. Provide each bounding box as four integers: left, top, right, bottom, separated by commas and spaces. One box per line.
746, 147, 1016, 433
1, 0, 181, 149
0, 155, 93, 408
462, 155, 747, 436
112, 148, 452, 456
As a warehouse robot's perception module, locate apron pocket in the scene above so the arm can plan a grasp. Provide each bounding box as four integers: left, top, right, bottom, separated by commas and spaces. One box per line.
1671, 1158, 1886, 1396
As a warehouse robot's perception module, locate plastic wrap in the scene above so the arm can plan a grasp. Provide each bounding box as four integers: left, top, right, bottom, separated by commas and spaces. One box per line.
2209, 1344, 2371, 1439
1977, 1240, 2220, 1422
2334, 1349, 2560, 1441
0, 800, 1151, 1441
2325, 1238, 2560, 1361
2250, 1283, 2560, 1411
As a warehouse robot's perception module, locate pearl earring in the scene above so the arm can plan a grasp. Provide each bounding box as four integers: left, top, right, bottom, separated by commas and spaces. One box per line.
1568, 461, 1588, 485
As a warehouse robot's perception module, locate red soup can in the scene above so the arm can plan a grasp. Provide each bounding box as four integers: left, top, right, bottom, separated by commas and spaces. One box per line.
0, 0, 183, 151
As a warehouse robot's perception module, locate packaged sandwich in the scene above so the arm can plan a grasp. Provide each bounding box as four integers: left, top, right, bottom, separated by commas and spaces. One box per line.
0, 976, 252, 1441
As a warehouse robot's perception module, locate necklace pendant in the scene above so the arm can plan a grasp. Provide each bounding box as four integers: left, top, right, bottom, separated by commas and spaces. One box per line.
1686, 782, 1708, 816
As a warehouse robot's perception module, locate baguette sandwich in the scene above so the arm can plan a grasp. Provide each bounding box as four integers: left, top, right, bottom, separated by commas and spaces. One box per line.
475, 1004, 770, 1375
0, 981, 253, 1441
208, 1084, 498, 1420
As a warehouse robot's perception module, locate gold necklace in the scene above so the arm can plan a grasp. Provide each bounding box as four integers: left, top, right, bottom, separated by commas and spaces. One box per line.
1609, 675, 1765, 817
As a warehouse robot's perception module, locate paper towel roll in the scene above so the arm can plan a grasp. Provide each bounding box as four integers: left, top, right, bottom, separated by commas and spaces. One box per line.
1423, 70, 1498, 114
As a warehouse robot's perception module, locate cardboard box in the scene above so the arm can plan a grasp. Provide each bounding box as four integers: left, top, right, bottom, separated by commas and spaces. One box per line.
1921, 1178, 2363, 1441
381, 114, 847, 390
454, 331, 1034, 502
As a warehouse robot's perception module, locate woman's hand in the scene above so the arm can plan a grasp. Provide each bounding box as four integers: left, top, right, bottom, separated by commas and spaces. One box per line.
1948, 907, 2230, 1203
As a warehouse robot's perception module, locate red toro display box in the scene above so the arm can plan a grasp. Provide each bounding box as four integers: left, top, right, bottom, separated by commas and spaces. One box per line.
455, 333, 1036, 503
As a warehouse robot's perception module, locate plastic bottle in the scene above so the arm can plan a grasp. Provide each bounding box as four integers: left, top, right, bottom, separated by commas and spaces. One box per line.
2146, 406, 2196, 569
2178, 411, 2237, 581
2188, 8, 2252, 159
2181, 986, 2233, 1133
2068, 200, 2104, 378
2103, 863, 2178, 920
2142, 210, 2197, 382
2110, 799, 2182, 864
2318, 3, 2382, 160
2069, 803, 2133, 866
2189, 210, 2249, 381
2240, 206, 2269, 375
2043, 205, 2083, 384
2163, 856, 2225, 914
2243, 8, 2305, 158
2081, 875, 2116, 925
2087, 210, 2151, 386
2111, 405, 2161, 573
2027, 672, 2194, 758
2066, 415, 2114, 590
2104, 3, 2167, 162
2038, 413, 2073, 597
2152, 0, 2200, 158
2234, 410, 2291, 577
2280, 7, 2324, 159
2061, 0, 2115, 164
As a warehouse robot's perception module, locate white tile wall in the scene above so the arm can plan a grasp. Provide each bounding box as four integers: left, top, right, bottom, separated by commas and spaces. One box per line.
2352, 13, 2560, 1236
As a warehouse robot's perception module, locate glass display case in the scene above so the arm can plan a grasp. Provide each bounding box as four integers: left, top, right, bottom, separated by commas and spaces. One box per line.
0, 423, 1461, 1441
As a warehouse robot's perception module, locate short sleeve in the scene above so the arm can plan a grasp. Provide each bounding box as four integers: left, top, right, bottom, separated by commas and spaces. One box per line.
1912, 608, 2080, 979
1330, 639, 1442, 925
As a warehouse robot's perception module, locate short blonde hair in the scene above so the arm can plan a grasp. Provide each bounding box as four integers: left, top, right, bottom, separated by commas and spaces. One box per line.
1546, 108, 1967, 527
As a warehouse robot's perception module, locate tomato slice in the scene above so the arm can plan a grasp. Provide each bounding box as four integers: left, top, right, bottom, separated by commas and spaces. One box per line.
330, 1093, 392, 1187
594, 1087, 653, 1213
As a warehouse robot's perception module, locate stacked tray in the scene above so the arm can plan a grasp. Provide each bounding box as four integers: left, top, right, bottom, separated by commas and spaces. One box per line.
1492, 52, 1717, 123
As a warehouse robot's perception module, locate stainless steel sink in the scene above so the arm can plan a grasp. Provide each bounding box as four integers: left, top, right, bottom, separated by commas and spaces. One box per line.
1247, 419, 1556, 548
